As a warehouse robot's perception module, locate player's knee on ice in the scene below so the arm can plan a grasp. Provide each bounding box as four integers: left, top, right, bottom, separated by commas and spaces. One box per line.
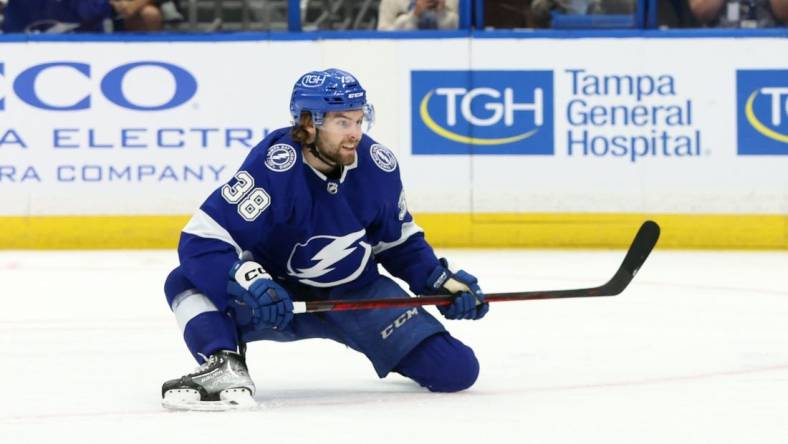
395, 333, 479, 393
164, 267, 195, 306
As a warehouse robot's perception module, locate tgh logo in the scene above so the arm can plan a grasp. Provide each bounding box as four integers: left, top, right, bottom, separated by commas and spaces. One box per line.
0, 61, 197, 111
411, 70, 554, 155
299, 73, 327, 88
736, 70, 788, 155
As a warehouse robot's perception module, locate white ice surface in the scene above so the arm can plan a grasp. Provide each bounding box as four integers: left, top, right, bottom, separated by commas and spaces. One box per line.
1, 249, 787, 444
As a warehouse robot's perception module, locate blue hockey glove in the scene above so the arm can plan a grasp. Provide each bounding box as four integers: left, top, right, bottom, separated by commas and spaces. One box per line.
425, 258, 489, 320
228, 260, 294, 331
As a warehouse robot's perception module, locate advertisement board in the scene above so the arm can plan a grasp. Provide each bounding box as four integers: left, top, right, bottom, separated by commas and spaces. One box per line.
0, 36, 785, 248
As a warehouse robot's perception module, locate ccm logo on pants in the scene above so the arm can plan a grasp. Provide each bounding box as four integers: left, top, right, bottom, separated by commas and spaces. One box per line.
380, 308, 419, 340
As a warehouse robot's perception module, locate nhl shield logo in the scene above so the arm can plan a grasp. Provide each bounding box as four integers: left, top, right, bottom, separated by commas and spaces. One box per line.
265, 144, 297, 172
370, 144, 398, 172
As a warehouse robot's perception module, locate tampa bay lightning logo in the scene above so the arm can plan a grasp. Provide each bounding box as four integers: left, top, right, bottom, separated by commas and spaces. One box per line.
286, 229, 372, 287
265, 144, 297, 172
370, 144, 397, 172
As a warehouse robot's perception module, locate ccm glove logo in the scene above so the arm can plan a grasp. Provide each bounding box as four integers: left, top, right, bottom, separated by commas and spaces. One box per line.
244, 268, 266, 282
233, 261, 272, 290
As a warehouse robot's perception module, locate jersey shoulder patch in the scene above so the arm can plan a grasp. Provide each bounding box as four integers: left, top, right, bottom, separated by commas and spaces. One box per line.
265, 143, 298, 172
369, 143, 398, 173
221, 131, 304, 223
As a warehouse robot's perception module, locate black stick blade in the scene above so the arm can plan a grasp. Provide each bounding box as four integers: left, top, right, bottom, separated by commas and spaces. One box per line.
621, 220, 660, 277
599, 220, 660, 295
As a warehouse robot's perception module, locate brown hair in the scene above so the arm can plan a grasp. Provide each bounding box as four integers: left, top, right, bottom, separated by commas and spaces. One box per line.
291, 112, 314, 144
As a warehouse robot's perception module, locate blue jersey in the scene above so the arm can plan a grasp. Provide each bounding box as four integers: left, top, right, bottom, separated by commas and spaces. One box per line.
178, 127, 440, 305
1, 0, 113, 33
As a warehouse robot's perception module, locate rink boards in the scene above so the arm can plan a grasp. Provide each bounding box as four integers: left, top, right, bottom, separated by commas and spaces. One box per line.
0, 34, 785, 248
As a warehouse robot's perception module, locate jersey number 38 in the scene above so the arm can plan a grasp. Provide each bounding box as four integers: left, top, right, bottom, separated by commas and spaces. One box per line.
221, 171, 271, 222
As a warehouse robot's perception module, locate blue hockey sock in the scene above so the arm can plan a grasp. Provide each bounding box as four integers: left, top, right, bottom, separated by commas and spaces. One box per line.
394, 332, 479, 392
182, 311, 238, 363
165, 267, 238, 363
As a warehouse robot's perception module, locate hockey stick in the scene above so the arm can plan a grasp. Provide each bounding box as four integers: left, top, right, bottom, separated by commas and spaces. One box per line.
292, 220, 660, 314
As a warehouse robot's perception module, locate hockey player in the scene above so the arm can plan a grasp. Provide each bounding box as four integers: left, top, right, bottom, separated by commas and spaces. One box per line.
161, 68, 489, 410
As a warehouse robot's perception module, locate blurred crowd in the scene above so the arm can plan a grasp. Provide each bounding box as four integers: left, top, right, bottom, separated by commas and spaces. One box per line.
0, 0, 183, 32
0, 0, 785, 34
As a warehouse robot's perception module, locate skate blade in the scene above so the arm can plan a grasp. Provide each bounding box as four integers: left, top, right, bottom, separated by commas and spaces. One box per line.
162, 388, 258, 412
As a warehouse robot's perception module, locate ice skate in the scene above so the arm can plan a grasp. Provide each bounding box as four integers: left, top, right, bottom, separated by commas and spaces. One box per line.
161, 350, 257, 411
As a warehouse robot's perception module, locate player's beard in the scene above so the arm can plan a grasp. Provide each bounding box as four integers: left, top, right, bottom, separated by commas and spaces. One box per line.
316, 134, 359, 167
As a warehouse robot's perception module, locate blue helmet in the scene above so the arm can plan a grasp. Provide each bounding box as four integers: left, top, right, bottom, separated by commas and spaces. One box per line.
289, 68, 374, 128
